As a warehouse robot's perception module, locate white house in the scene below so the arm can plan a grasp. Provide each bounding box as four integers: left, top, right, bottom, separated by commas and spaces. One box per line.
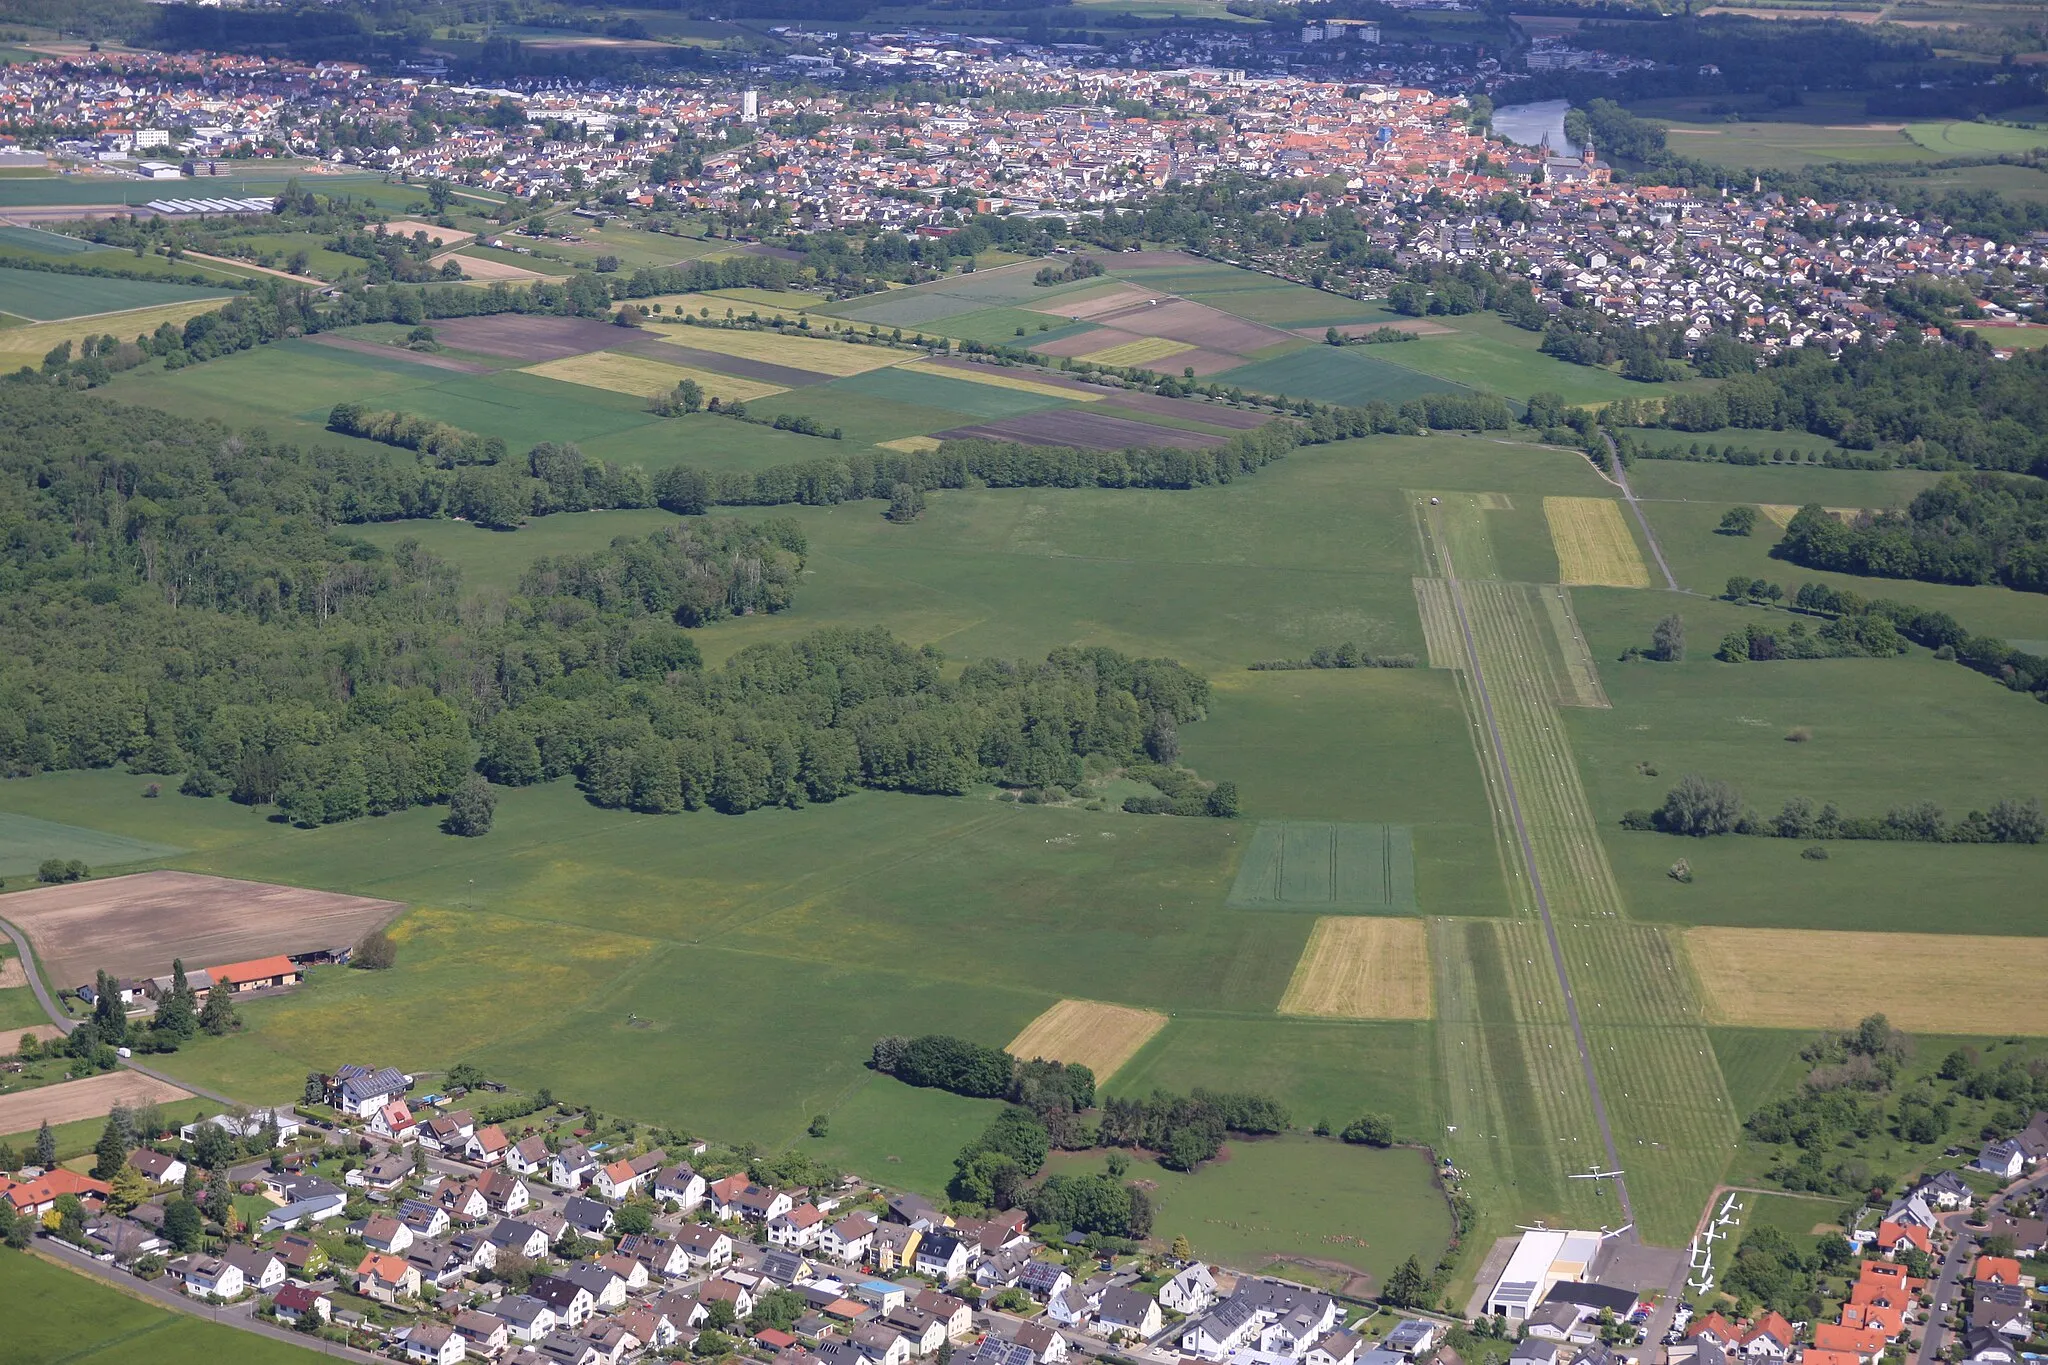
655, 1162, 706, 1210
550, 1144, 597, 1189
1180, 1280, 1337, 1361
404, 1323, 467, 1365
1976, 1140, 2025, 1180
1159, 1263, 1218, 1316
508, 1135, 550, 1177
174, 1254, 245, 1301
1092, 1287, 1163, 1340
677, 1224, 734, 1268
823, 1212, 877, 1263
222, 1246, 286, 1293
769, 1203, 826, 1249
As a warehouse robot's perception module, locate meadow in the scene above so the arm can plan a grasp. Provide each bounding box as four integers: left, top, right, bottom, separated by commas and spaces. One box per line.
0, 266, 232, 321
0, 1251, 327, 1364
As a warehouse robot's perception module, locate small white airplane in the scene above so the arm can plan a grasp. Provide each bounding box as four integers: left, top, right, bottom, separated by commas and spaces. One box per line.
1569, 1166, 1626, 1181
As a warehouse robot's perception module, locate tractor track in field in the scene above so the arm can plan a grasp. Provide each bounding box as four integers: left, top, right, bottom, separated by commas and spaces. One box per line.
1423, 503, 1637, 1234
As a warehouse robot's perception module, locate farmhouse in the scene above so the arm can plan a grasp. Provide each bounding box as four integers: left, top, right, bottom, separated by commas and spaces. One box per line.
203, 955, 303, 994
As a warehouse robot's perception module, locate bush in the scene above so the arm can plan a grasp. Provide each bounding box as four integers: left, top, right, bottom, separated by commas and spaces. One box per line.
37, 858, 87, 884
1340, 1114, 1394, 1146
1656, 775, 1744, 836
352, 928, 398, 971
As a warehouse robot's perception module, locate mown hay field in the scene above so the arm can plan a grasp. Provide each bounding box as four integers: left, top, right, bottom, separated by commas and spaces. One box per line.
649, 325, 907, 376
0, 297, 229, 371
1278, 917, 1433, 1021
1007, 999, 1169, 1081
898, 358, 1101, 402
527, 349, 786, 404
1080, 336, 1194, 367
1687, 926, 2048, 1034
1544, 496, 1652, 588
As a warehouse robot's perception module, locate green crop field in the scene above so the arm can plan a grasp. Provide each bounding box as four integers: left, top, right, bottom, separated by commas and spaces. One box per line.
0, 224, 106, 255
822, 364, 1076, 419
918, 307, 1098, 348
1383, 314, 1695, 406
0, 810, 183, 878
1216, 346, 1470, 405
0, 266, 232, 321
0, 1252, 328, 1364
1659, 120, 1937, 169
1906, 120, 2048, 156
1226, 821, 1418, 912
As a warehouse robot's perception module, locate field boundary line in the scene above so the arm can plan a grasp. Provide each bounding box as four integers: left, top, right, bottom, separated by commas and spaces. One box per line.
1424, 497, 1634, 1229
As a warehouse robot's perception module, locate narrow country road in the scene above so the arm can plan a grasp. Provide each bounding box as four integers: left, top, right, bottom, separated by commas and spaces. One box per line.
1426, 504, 1636, 1233
1603, 433, 1681, 591
0, 912, 247, 1109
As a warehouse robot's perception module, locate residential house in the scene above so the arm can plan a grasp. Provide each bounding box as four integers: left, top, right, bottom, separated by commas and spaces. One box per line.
450, 1229, 499, 1276
480, 1169, 531, 1215
508, 1136, 551, 1177
822, 1212, 877, 1263
1975, 1140, 2025, 1181
676, 1223, 734, 1268
769, 1203, 826, 1249
734, 1183, 797, 1223
913, 1231, 969, 1282
618, 1233, 691, 1279
1012, 1323, 1068, 1365
85, 1216, 164, 1264
1906, 1171, 1975, 1211
549, 1144, 596, 1190
1092, 1286, 1163, 1340
405, 1323, 468, 1365
853, 1323, 914, 1365
1738, 1312, 1795, 1361
1974, 1256, 2023, 1287
273, 1284, 332, 1326
1384, 1322, 1441, 1358
173, 1253, 245, 1301
1180, 1279, 1338, 1362
400, 1200, 451, 1240
1689, 1315, 1740, 1348
222, 1245, 287, 1293
204, 955, 303, 995
869, 1224, 921, 1273
181, 1108, 300, 1147
617, 1306, 678, 1354
409, 1241, 479, 1290
702, 1276, 757, 1319
1811, 1323, 1889, 1363
1973, 1284, 2031, 1340
359, 1214, 414, 1255
1874, 1220, 1931, 1257
559, 1261, 630, 1310
332, 1064, 408, 1118
372, 1100, 418, 1143
1159, 1263, 1218, 1316
2016, 1111, 2048, 1166
1017, 1260, 1072, 1305
967, 1341, 1036, 1365
885, 1306, 948, 1356
974, 1244, 1036, 1291
496, 1294, 560, 1343
598, 1253, 651, 1293
1509, 1343, 1562, 1365
1524, 1303, 1593, 1346
439, 1179, 491, 1223
530, 1275, 598, 1329
0, 1169, 109, 1219
127, 1149, 187, 1187
1882, 1194, 1939, 1231
1964, 1328, 2018, 1365
656, 1163, 706, 1210
357, 1251, 422, 1303
418, 1111, 477, 1154
487, 1219, 553, 1261
455, 1309, 511, 1357
1306, 1330, 1364, 1365
760, 1248, 815, 1286
912, 1290, 972, 1340
261, 1177, 347, 1233
354, 1153, 414, 1192
562, 1195, 614, 1238
468, 1125, 511, 1166
592, 1157, 649, 1202
1975, 1213, 2048, 1257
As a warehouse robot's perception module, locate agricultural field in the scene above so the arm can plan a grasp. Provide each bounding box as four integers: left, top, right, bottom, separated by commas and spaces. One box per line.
1277, 917, 1434, 1021
1227, 822, 1419, 914
1544, 496, 1652, 588
1007, 1000, 1169, 1080
1216, 346, 1469, 405
1904, 119, 2048, 155
0, 297, 230, 373
0, 810, 182, 879
1374, 313, 1691, 406
1687, 927, 2048, 1033
0, 1070, 194, 1135
647, 324, 910, 376
0, 1252, 329, 1365
1659, 120, 1938, 169
528, 349, 788, 404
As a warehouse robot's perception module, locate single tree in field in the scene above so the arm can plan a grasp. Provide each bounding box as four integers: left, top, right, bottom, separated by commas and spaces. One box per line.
198, 979, 238, 1036
34, 1119, 56, 1169
1651, 613, 1685, 662
1717, 505, 1758, 536
1383, 1255, 1429, 1307
1658, 774, 1744, 836
352, 928, 398, 971
444, 773, 497, 837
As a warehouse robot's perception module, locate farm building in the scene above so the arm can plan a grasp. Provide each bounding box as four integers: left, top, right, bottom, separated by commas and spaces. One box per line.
1484, 1228, 1615, 1319
202, 955, 303, 994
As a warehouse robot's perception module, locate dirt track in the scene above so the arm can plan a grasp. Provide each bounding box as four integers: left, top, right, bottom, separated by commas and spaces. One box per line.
0, 1070, 193, 1134
0, 870, 402, 990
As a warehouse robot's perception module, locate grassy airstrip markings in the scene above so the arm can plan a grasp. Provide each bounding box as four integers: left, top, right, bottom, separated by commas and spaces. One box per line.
1007, 999, 1169, 1082
1226, 821, 1417, 912
527, 350, 787, 404
1544, 496, 1653, 588
1413, 578, 1464, 671
1687, 927, 2048, 1034
1278, 917, 1432, 1021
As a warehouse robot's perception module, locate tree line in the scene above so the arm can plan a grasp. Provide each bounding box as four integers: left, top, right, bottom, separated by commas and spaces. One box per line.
1773, 478, 2048, 593
1624, 773, 2044, 844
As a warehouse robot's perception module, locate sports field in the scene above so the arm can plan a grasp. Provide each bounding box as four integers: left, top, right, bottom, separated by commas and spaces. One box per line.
1008, 999, 1169, 1080
1688, 927, 2048, 1033
1278, 917, 1433, 1020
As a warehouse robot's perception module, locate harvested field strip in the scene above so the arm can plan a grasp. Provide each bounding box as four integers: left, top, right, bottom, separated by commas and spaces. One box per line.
878, 435, 942, 454
1460, 582, 1606, 710
1278, 917, 1432, 1020
526, 351, 786, 404
1007, 999, 1168, 1082
1544, 496, 1652, 588
0, 1070, 192, 1133
1413, 578, 1463, 671
0, 299, 227, 373
898, 359, 1099, 401
1685, 928, 2048, 1034
1079, 336, 1194, 367
611, 335, 831, 388
1759, 503, 1799, 529
649, 326, 909, 376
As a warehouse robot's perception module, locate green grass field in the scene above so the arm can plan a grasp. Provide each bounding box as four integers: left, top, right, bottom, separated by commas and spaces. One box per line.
0, 810, 183, 878
1388, 314, 1697, 406
1905, 120, 2048, 155
0, 1251, 329, 1364
1216, 346, 1470, 406
0, 266, 232, 321
1226, 821, 1418, 913
1659, 121, 1937, 170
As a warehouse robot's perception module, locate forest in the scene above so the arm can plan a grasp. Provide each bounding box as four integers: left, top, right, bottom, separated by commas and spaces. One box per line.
1772, 477, 2048, 592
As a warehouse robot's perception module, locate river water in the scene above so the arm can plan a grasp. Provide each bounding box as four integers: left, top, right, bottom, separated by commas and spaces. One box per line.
1491, 99, 1579, 158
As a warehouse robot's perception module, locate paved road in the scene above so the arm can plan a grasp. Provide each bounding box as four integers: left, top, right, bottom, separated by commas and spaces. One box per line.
1603, 434, 1681, 592
1915, 1167, 2048, 1365
1424, 503, 1634, 1233
33, 1242, 382, 1361
0, 911, 244, 1108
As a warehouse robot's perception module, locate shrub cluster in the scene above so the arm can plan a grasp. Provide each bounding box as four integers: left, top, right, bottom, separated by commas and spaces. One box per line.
327, 402, 504, 466
1248, 644, 1418, 671
1097, 1088, 1289, 1171
1623, 774, 2045, 845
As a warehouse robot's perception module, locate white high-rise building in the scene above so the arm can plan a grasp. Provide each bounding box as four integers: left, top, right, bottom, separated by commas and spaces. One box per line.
742, 89, 759, 123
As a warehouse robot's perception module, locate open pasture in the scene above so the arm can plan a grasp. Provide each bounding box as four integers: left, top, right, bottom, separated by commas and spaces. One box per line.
0, 809, 182, 879
1227, 821, 1418, 913
527, 349, 787, 404
1, 869, 401, 989
1544, 496, 1652, 588
1380, 313, 1680, 405
1277, 916, 1433, 1021
1688, 927, 2048, 1033
1219, 346, 1468, 406
1906, 120, 2048, 155
2, 1251, 329, 1365
0, 1070, 194, 1133
1007, 999, 1168, 1080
